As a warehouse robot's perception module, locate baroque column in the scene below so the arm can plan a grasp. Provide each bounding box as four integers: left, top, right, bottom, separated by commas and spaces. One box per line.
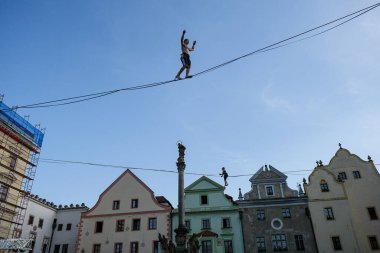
174, 142, 188, 252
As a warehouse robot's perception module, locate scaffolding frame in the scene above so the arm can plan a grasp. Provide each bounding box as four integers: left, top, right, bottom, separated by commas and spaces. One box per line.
0, 238, 32, 251
0, 97, 44, 248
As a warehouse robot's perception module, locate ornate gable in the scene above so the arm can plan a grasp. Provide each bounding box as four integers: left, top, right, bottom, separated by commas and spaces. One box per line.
249, 165, 287, 184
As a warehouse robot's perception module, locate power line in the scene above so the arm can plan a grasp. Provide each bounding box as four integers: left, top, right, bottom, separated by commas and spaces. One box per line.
39, 158, 313, 178
10, 3, 380, 110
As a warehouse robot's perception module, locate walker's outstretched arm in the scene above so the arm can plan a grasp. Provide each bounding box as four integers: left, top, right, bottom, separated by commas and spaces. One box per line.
181, 30, 186, 44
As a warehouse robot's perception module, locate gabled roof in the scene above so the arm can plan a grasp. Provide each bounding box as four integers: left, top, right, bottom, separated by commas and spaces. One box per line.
249, 165, 287, 183
185, 176, 224, 193
85, 169, 171, 215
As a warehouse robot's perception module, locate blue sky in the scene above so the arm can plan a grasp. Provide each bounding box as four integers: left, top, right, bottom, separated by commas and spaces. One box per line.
1, 1, 380, 207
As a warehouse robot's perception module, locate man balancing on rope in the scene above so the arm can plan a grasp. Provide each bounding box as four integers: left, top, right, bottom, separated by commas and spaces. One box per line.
220, 167, 229, 186
175, 30, 196, 80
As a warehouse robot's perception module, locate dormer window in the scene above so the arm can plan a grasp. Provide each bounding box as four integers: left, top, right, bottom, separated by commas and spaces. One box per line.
320, 180, 329, 192
265, 186, 274, 196
131, 199, 138, 208
201, 195, 208, 205
113, 200, 120, 210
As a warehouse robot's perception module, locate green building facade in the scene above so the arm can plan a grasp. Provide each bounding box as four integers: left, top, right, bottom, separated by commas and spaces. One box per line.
172, 176, 244, 253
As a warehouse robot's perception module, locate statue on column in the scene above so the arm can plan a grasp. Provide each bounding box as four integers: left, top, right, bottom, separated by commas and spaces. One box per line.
177, 142, 186, 163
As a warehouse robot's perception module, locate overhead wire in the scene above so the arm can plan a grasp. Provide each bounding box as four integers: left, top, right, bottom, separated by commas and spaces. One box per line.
39, 158, 314, 178
8, 2, 379, 110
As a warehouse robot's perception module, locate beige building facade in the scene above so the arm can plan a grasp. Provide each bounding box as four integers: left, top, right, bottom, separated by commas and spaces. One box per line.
304, 148, 380, 252
76, 169, 172, 253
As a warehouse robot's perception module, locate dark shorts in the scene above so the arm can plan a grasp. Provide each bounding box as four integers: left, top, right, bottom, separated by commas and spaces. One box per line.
181, 53, 191, 68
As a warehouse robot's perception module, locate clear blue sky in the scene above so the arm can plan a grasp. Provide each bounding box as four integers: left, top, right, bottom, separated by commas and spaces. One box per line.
1, 1, 379, 207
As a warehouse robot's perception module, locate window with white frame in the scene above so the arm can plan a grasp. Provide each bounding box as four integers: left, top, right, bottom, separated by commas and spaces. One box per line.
353, 171, 361, 179
202, 219, 210, 229
271, 234, 287, 251
257, 209, 265, 220
256, 237, 266, 252
222, 218, 231, 228
324, 207, 334, 220
265, 186, 274, 196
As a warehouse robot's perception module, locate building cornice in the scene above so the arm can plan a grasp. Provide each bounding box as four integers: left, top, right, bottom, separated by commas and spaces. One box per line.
237, 196, 308, 208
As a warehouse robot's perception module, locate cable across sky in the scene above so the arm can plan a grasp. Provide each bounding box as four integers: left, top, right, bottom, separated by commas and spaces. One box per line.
10, 2, 380, 110
39, 157, 316, 178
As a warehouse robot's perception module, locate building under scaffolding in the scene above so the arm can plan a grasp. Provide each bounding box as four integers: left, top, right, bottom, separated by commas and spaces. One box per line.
0, 98, 44, 244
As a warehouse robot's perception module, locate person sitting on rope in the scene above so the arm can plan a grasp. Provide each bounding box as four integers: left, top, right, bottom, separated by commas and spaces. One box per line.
175, 30, 196, 80
220, 167, 229, 186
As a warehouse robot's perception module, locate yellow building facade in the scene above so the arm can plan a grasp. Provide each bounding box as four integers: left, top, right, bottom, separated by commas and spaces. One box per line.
0, 101, 44, 239
304, 148, 380, 252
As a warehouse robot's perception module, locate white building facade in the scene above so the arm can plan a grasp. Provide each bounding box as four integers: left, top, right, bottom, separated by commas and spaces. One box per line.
21, 194, 88, 253
21, 195, 56, 253
51, 205, 89, 253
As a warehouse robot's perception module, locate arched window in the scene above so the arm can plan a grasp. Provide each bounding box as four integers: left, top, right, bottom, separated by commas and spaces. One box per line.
320, 180, 329, 192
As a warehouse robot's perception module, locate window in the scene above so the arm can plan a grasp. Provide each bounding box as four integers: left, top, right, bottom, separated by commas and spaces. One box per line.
320, 180, 329, 192
222, 218, 231, 228
132, 219, 141, 231
113, 200, 120, 210
353, 170, 361, 179
324, 208, 335, 220
153, 241, 160, 253
201, 195, 208, 205
42, 237, 49, 253
9, 155, 17, 169
338, 172, 347, 181
57, 224, 63, 231
202, 240, 212, 253
224, 240, 233, 253
266, 186, 274, 196
28, 215, 34, 225
93, 244, 101, 253
0, 185, 8, 201
66, 223, 72, 231
116, 220, 125, 232
282, 208, 291, 218
369, 236, 379, 250
331, 236, 342, 250
272, 234, 287, 251
367, 207, 378, 220
148, 218, 157, 230
38, 219, 44, 228
256, 237, 266, 252
53, 245, 60, 253
131, 199, 138, 208
202, 219, 210, 229
257, 209, 265, 220
295, 235, 305, 251
114, 242, 123, 253
185, 220, 191, 230
130, 242, 139, 253
29, 232, 36, 251
95, 221, 103, 233
61, 244, 68, 253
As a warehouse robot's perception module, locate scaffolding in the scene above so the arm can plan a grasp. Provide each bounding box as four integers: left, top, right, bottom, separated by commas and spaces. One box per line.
0, 97, 44, 247
0, 238, 32, 251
